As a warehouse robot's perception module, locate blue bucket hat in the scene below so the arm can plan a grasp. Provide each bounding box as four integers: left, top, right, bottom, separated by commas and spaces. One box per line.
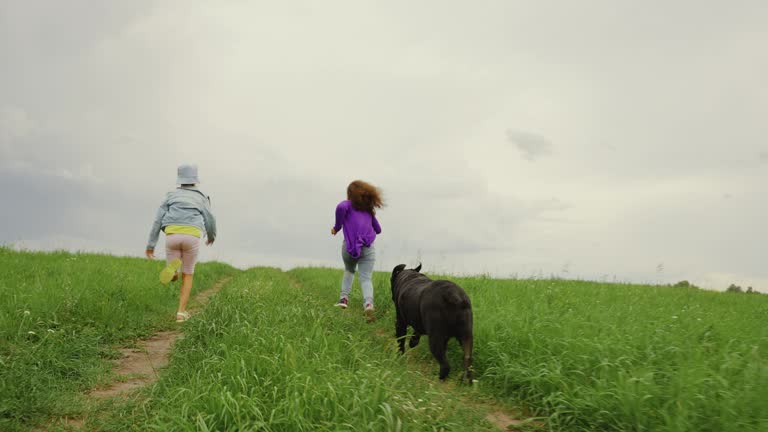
177, 164, 200, 184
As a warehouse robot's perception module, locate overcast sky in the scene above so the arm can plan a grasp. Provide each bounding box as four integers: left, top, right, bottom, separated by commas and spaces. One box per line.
1, 1, 766, 291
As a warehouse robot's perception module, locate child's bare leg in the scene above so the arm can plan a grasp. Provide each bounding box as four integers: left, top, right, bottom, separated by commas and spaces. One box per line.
178, 273, 194, 313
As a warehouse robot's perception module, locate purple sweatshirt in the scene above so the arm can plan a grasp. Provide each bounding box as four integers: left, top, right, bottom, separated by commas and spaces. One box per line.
333, 200, 382, 258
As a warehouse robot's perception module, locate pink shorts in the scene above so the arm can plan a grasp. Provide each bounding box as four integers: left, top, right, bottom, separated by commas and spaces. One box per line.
165, 234, 200, 274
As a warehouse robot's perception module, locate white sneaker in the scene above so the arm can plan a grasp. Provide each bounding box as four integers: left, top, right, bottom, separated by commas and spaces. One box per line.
364, 303, 375, 322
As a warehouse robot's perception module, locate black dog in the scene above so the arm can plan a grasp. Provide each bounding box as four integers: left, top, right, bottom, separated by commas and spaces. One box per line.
390, 263, 474, 383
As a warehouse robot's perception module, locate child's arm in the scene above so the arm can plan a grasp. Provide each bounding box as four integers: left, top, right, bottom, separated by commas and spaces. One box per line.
201, 197, 217, 244
146, 197, 169, 253
372, 215, 382, 234
332, 202, 347, 234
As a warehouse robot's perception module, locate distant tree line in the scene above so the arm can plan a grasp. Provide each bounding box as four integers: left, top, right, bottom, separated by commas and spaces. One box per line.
672, 280, 762, 294
725, 284, 761, 294
672, 280, 698, 289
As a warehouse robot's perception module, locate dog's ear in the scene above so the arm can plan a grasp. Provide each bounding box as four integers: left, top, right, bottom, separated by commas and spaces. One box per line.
392, 264, 406, 274
414, 263, 422, 273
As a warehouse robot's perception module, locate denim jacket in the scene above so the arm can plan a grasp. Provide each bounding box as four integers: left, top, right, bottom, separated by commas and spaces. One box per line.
146, 186, 217, 251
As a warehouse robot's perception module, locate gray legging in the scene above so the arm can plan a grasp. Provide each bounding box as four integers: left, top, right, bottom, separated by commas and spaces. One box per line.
340, 244, 375, 307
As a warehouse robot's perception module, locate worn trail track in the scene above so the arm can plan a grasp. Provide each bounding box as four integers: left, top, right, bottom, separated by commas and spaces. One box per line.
370, 326, 541, 432
49, 276, 233, 430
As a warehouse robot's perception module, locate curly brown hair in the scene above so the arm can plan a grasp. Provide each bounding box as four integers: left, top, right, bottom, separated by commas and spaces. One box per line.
347, 180, 384, 215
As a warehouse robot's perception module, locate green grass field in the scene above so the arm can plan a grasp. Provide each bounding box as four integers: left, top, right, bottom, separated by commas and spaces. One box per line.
291, 269, 768, 432
1, 249, 767, 431
0, 248, 236, 431
451, 275, 768, 431
90, 267, 500, 432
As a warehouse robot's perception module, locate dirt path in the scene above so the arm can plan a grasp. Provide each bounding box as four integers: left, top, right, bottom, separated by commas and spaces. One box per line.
87, 330, 178, 399
371, 325, 543, 432
88, 276, 232, 399
55, 276, 233, 430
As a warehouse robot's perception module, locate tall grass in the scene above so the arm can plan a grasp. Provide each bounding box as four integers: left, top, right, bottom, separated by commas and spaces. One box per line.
0, 248, 236, 431
286, 268, 768, 431
460, 277, 768, 432
95, 267, 497, 431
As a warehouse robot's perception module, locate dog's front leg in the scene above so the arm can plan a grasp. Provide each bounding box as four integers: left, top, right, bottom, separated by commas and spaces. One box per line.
409, 333, 421, 348
395, 315, 408, 354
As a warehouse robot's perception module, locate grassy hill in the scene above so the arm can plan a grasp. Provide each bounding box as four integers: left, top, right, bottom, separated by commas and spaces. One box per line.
1, 249, 766, 431
0, 248, 236, 431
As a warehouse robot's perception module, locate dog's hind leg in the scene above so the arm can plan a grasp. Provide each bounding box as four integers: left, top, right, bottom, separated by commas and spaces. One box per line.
458, 335, 474, 384
428, 335, 450, 380
409, 332, 421, 348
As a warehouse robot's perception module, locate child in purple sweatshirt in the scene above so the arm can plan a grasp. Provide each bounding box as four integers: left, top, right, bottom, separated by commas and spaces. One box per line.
331, 180, 383, 320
